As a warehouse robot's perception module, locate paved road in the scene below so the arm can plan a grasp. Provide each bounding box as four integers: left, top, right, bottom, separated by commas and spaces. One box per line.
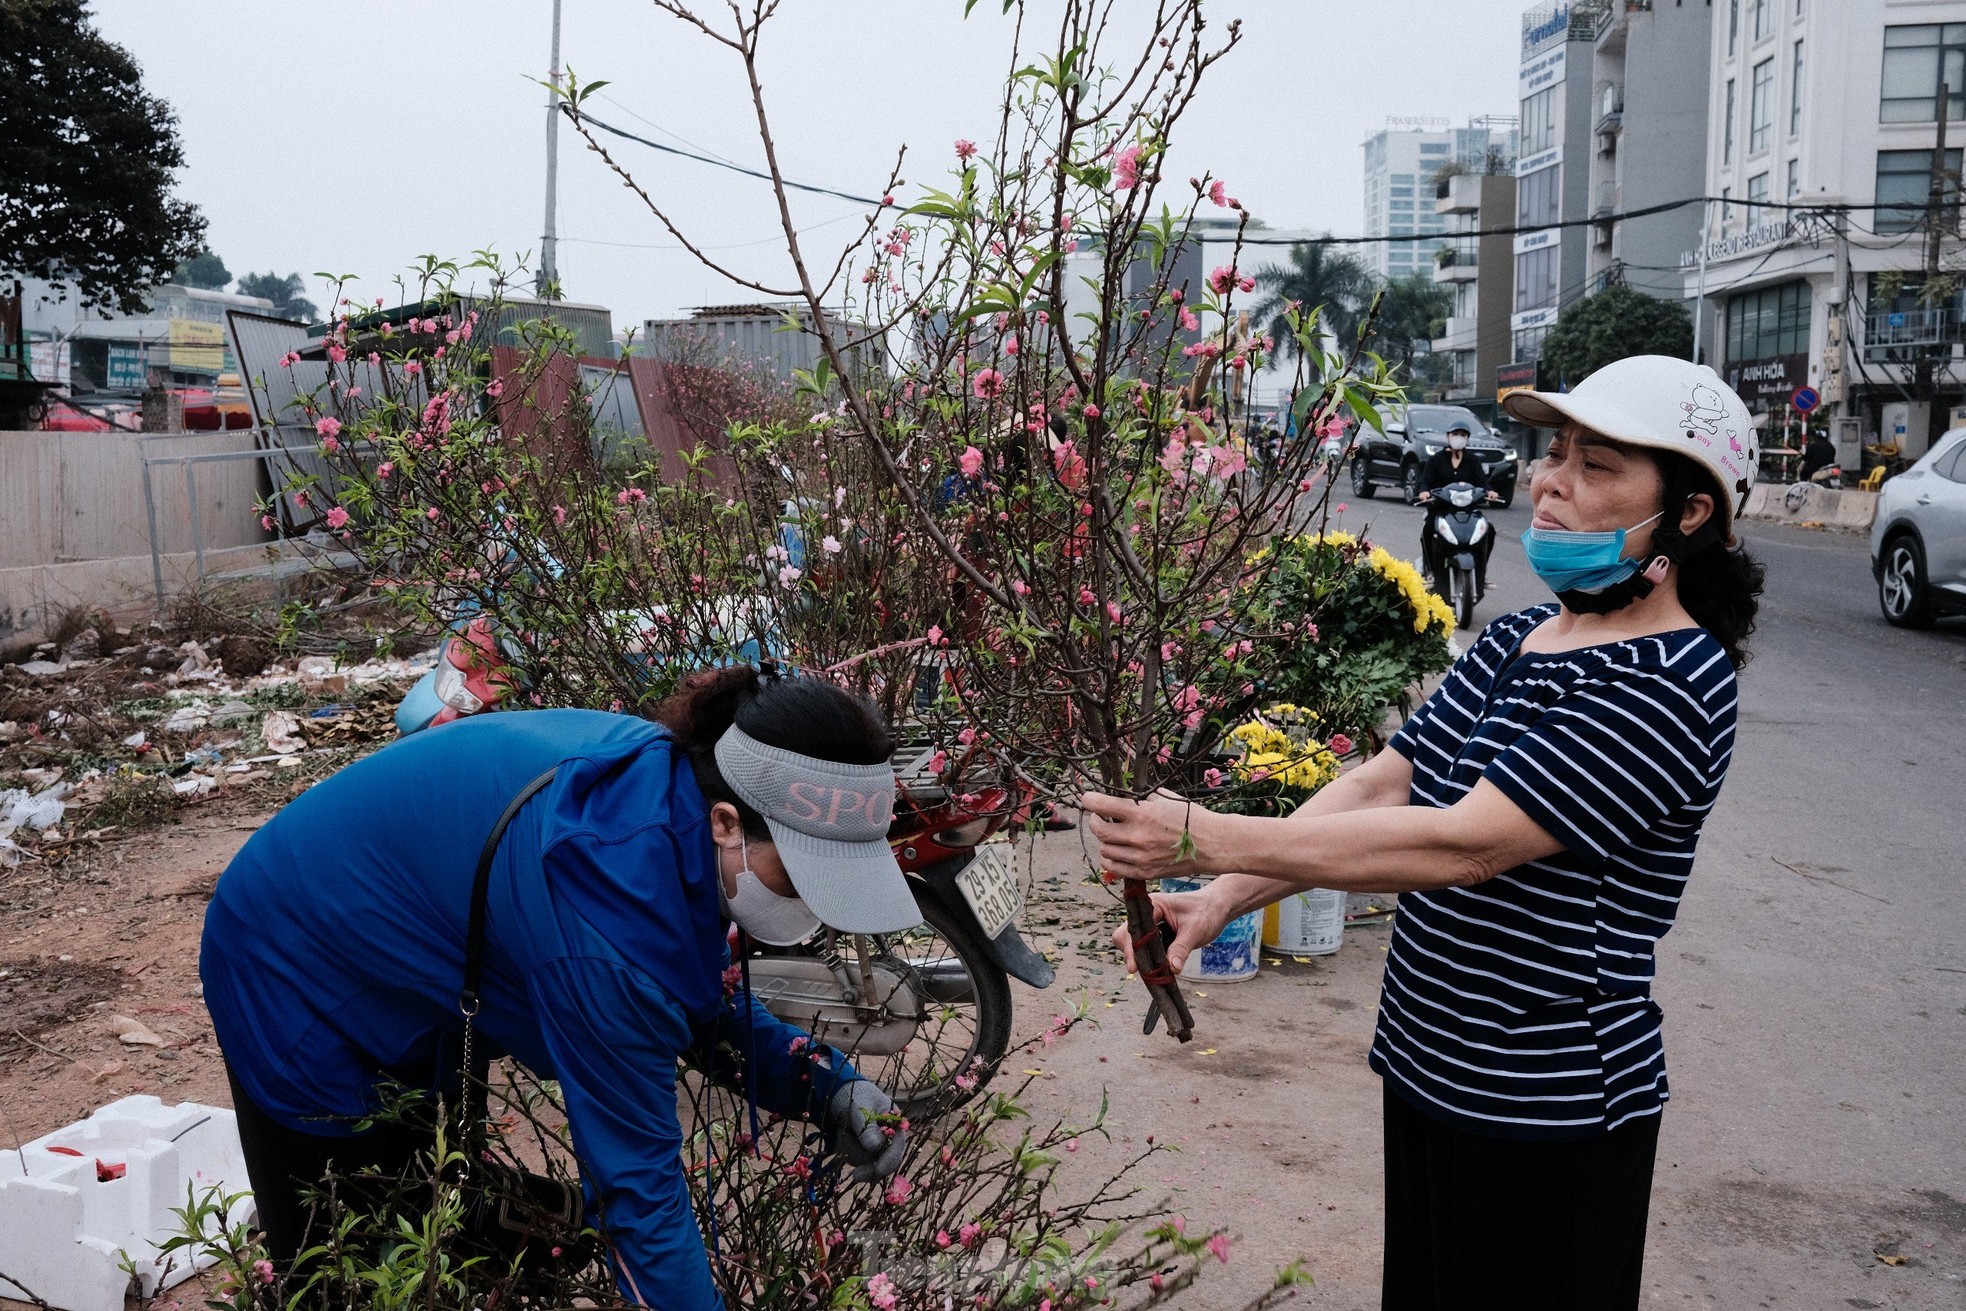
1012, 495, 1966, 1308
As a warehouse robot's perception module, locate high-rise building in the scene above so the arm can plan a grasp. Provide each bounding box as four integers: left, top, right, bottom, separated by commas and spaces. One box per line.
1585, 0, 1713, 299
1433, 166, 1519, 415
1512, 2, 1605, 365
1690, 0, 1966, 460
1362, 121, 1517, 284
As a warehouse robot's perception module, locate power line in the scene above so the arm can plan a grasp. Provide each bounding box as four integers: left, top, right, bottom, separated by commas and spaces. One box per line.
564, 109, 1965, 259
574, 110, 888, 207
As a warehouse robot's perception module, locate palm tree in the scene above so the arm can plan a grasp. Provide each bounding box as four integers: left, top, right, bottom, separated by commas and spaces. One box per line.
1366, 271, 1452, 370
1247, 241, 1377, 361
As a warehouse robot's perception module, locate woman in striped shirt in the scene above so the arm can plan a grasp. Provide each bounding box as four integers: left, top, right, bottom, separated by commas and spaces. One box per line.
1087, 356, 1766, 1310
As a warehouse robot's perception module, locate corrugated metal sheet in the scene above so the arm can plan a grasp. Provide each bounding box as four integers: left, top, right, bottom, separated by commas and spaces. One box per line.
228, 311, 382, 530
479, 299, 614, 360
581, 362, 644, 468
642, 305, 884, 384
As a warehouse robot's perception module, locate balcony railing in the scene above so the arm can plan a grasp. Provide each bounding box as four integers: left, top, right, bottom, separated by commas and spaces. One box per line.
1863, 306, 1961, 359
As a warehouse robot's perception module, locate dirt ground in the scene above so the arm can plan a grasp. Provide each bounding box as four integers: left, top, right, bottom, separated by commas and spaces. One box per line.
0, 727, 1958, 1311
0, 790, 270, 1140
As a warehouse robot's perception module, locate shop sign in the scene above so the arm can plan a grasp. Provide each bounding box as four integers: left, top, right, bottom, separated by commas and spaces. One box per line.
1522, 5, 1571, 58
1516, 146, 1562, 178
105, 345, 146, 391
1520, 45, 1567, 94
1514, 227, 1558, 255
1511, 306, 1560, 332
167, 320, 226, 375
1679, 219, 1793, 268
1497, 359, 1539, 401
1724, 353, 1810, 408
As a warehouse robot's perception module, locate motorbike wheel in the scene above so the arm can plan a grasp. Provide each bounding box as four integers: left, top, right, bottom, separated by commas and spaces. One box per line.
1350, 456, 1376, 499
864, 888, 1015, 1119
1451, 567, 1476, 630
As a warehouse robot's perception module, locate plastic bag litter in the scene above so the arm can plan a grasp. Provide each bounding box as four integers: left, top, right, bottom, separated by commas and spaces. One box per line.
1, 783, 72, 832
260, 711, 305, 755
160, 701, 211, 734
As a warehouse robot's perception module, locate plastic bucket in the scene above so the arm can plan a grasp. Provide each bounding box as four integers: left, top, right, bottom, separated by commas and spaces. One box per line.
1160, 876, 1262, 982
1262, 887, 1346, 956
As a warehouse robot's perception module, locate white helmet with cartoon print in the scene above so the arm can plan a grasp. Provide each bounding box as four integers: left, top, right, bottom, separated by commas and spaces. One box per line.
1501, 356, 1758, 543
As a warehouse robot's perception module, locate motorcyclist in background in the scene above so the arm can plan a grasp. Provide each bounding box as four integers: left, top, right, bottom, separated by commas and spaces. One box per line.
1416, 423, 1499, 593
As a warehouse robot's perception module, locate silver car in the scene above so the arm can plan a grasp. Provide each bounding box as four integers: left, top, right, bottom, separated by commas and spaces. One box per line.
1872, 427, 1966, 627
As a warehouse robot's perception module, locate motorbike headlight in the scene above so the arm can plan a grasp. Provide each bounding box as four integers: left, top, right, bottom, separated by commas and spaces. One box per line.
1471, 519, 1489, 542
433, 663, 484, 714
1436, 517, 1457, 540
932, 818, 993, 848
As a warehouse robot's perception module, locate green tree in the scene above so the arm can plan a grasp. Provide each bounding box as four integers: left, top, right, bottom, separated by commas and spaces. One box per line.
0, 0, 207, 311
1247, 240, 1376, 358
1366, 271, 1452, 368
1540, 284, 1693, 385
237, 270, 318, 322
172, 249, 231, 289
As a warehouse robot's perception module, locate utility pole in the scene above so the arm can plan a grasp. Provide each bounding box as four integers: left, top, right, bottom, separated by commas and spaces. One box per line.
1916, 79, 1951, 456
1692, 198, 1711, 365
537, 0, 564, 301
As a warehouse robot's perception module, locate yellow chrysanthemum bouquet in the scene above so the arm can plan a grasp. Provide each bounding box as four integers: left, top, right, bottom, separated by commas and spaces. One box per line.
1247, 531, 1457, 747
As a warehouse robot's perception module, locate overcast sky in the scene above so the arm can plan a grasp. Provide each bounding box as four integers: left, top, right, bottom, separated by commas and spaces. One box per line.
92, 0, 1530, 327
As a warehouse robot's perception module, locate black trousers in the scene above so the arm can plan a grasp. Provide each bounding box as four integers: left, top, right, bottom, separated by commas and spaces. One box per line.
226, 1065, 433, 1260
1380, 1086, 1659, 1311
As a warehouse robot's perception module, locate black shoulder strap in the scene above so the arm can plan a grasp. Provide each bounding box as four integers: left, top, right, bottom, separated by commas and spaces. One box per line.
457, 765, 558, 1156
460, 766, 561, 1018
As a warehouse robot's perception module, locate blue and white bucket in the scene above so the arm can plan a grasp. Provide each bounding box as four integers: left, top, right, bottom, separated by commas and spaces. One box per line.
1159, 876, 1262, 982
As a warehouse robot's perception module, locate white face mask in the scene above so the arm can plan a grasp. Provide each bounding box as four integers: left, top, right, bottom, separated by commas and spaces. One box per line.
1447, 433, 1469, 451
719, 835, 822, 945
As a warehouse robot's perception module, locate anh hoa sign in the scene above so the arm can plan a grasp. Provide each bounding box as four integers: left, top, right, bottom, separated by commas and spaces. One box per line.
1680, 219, 1792, 268
1387, 116, 1450, 130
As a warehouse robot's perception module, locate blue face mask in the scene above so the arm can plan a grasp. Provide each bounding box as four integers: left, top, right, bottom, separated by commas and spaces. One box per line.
1520, 512, 1663, 594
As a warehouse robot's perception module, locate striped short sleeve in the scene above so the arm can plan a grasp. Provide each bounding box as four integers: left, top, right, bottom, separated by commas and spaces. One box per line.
1482, 660, 1728, 861
1370, 613, 1739, 1142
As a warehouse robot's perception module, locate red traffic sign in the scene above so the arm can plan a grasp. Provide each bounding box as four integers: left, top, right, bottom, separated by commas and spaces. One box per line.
1791, 386, 1820, 413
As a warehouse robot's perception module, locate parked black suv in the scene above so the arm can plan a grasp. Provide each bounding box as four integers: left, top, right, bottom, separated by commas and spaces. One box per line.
1350, 404, 1520, 507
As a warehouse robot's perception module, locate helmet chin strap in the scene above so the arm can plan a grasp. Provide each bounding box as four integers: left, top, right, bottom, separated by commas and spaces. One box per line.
1556, 516, 1723, 614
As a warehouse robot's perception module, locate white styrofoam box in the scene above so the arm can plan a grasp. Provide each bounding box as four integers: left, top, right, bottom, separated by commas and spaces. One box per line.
0, 1096, 255, 1311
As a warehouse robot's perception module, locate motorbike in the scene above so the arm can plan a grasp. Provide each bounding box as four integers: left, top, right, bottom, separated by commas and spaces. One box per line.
396, 617, 1053, 1117
1422, 481, 1497, 631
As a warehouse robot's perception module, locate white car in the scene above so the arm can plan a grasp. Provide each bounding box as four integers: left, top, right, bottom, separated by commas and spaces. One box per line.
1871, 427, 1966, 627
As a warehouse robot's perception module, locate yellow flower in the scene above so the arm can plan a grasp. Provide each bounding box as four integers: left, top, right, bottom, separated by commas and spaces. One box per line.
1366, 545, 1453, 634
1298, 529, 1357, 550
1228, 704, 1343, 793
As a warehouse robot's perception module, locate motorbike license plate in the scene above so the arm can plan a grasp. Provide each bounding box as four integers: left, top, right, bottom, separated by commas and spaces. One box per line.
956, 841, 1022, 940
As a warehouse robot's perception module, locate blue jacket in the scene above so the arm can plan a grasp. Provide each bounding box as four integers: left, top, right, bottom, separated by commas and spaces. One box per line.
200, 709, 858, 1306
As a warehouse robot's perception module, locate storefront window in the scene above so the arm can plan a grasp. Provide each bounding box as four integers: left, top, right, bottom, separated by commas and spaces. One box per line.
1723, 281, 1811, 363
